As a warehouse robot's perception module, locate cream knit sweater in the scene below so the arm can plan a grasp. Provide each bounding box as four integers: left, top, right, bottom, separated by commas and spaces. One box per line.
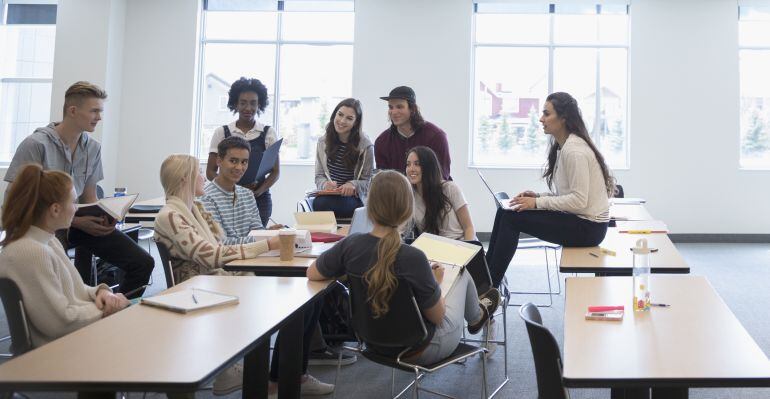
0, 226, 108, 348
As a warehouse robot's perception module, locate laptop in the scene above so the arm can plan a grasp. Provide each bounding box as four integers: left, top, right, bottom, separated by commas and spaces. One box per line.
348, 206, 374, 235
476, 169, 521, 211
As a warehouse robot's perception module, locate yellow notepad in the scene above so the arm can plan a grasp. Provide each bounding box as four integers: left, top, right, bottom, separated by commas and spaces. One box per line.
141, 288, 239, 313
411, 233, 481, 298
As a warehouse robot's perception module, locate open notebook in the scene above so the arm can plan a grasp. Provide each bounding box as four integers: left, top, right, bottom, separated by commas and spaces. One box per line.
141, 288, 238, 313
411, 233, 481, 298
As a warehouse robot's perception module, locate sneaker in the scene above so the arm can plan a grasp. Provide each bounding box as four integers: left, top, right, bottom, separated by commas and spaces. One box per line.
301, 374, 335, 395
480, 288, 501, 316
482, 318, 498, 358
213, 362, 243, 396
467, 303, 490, 335
308, 348, 357, 366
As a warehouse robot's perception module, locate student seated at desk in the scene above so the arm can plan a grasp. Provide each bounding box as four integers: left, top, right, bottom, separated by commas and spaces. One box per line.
0, 165, 129, 399
307, 171, 499, 365
312, 98, 374, 218
485, 92, 614, 288
406, 146, 475, 241
200, 136, 271, 243
154, 154, 333, 397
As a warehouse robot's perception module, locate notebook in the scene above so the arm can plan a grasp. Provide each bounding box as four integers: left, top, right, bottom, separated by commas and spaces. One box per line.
141, 288, 238, 313
241, 138, 283, 185
476, 169, 521, 211
411, 233, 481, 298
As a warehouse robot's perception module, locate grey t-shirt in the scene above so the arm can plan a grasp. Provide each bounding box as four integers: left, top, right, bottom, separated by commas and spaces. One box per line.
4, 123, 104, 198
316, 233, 441, 312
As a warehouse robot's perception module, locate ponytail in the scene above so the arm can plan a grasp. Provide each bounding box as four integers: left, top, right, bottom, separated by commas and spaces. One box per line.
1, 164, 73, 246
363, 226, 401, 318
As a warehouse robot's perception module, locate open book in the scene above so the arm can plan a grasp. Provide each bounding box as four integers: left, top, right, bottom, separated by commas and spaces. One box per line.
411, 233, 481, 298
294, 211, 337, 233
141, 288, 238, 313
76, 194, 138, 223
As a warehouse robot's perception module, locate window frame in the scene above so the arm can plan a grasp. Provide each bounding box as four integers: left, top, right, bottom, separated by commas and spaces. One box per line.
193, 1, 354, 165
470, 3, 630, 170
738, 5, 770, 170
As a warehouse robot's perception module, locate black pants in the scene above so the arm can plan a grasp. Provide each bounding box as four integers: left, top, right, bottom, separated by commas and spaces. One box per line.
68, 228, 154, 298
270, 300, 322, 381
311, 195, 363, 219
485, 208, 608, 288
255, 191, 272, 227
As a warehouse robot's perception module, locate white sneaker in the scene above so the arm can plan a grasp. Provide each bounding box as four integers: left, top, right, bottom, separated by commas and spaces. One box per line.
301, 374, 335, 395
482, 318, 498, 358
212, 362, 243, 396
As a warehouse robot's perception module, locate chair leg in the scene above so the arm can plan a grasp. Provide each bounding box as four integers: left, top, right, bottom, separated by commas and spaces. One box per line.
413, 368, 420, 399
391, 368, 396, 398
480, 350, 488, 399
333, 351, 343, 399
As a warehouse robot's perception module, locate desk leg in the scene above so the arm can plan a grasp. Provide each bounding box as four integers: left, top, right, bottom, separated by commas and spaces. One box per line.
278, 309, 304, 399
243, 339, 270, 399
652, 388, 687, 399
611, 388, 650, 399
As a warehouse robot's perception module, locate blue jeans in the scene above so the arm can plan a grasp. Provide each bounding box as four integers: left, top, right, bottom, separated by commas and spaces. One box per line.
485, 208, 608, 287
311, 195, 363, 219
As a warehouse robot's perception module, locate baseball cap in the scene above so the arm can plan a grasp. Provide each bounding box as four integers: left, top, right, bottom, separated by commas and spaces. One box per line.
379, 86, 416, 103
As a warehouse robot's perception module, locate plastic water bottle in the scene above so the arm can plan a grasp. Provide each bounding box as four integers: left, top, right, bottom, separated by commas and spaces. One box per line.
113, 187, 127, 228
632, 238, 651, 312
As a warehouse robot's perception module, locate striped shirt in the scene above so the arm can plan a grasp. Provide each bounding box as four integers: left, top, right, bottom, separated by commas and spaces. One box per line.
199, 181, 264, 244
327, 145, 356, 184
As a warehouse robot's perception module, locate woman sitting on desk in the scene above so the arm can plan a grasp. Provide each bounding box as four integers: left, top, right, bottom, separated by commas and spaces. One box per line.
407, 146, 476, 241
485, 92, 614, 288
0, 164, 130, 349
307, 171, 498, 365
312, 98, 374, 218
154, 154, 333, 397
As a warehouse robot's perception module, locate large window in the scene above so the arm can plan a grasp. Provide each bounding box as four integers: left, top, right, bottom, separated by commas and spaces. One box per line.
0, 0, 57, 165
472, 2, 629, 168
739, 5, 770, 169
196, 0, 354, 163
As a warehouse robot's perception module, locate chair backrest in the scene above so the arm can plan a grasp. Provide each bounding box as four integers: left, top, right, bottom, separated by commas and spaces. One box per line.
154, 240, 175, 287
347, 274, 428, 353
0, 278, 32, 356
519, 302, 569, 399
614, 184, 624, 199
297, 197, 313, 213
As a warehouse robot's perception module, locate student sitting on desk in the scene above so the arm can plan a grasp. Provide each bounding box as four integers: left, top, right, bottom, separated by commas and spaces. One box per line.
0, 165, 130, 348
200, 136, 271, 244
206, 77, 280, 227
407, 146, 475, 241
312, 98, 374, 218
154, 154, 333, 397
485, 92, 614, 288
307, 171, 499, 365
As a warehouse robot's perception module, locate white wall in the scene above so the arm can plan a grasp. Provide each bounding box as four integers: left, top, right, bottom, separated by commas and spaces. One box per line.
3, 0, 768, 234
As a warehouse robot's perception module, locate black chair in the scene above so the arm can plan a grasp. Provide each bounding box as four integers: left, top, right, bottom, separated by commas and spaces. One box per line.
0, 278, 32, 357
614, 184, 625, 199
337, 275, 488, 399
519, 303, 570, 399
154, 240, 175, 288
493, 192, 562, 308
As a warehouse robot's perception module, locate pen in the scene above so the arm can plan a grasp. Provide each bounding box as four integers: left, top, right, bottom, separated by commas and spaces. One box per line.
192, 289, 198, 304
626, 229, 652, 234
589, 252, 599, 258
269, 217, 289, 228
650, 303, 670, 307
123, 284, 149, 297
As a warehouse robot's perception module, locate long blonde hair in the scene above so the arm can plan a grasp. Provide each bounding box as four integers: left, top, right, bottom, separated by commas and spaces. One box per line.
160, 154, 199, 204
364, 170, 414, 318
1, 164, 73, 246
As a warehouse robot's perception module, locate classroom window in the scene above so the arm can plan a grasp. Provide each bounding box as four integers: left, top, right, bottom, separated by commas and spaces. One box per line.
472, 2, 629, 168
195, 0, 354, 163
0, 0, 57, 165
739, 5, 770, 169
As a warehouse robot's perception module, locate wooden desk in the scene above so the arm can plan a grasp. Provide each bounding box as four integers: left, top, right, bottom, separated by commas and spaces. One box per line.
562, 276, 770, 398
0, 275, 332, 398
610, 203, 654, 221
560, 228, 689, 275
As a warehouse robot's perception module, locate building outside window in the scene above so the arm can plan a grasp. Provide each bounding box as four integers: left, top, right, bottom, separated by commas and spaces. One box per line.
739, 5, 770, 169
472, 1, 629, 168
196, 0, 354, 163
0, 0, 57, 165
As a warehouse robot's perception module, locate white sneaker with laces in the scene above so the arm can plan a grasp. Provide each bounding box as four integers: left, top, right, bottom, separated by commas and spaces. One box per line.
212, 362, 243, 396
301, 374, 335, 395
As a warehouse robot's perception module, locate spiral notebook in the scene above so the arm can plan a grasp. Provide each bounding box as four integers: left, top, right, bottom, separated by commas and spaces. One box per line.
141, 288, 239, 313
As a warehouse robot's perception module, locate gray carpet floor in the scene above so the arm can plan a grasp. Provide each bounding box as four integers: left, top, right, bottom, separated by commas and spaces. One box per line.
1, 241, 769, 398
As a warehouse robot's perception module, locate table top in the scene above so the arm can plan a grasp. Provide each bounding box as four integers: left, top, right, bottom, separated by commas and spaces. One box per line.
560, 228, 689, 274
610, 203, 654, 221
0, 275, 332, 392
125, 196, 165, 225
562, 275, 770, 388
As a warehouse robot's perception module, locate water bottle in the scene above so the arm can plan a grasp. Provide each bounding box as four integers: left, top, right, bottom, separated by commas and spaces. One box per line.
113, 187, 127, 229
632, 238, 651, 312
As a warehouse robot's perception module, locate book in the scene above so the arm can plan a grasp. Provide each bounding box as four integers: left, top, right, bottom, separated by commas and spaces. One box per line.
411, 233, 481, 298
140, 288, 239, 313
76, 194, 138, 223
310, 232, 345, 243
294, 211, 337, 233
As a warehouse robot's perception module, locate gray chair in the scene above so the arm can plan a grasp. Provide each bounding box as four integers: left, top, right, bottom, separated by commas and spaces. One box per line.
0, 278, 32, 357
519, 303, 570, 399
154, 240, 175, 288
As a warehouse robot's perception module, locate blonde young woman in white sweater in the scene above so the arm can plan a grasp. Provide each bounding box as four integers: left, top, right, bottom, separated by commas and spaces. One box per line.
0, 164, 129, 350
485, 92, 615, 288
